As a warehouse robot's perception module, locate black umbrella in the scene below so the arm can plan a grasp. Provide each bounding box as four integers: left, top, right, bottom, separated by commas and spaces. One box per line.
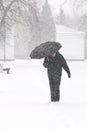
30, 41, 62, 59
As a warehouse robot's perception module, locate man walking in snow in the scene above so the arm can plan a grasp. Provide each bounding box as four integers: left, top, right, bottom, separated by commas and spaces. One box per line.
43, 51, 71, 102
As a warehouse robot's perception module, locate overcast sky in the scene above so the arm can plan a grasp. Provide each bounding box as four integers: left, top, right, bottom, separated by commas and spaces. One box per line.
48, 0, 67, 6
37, 0, 87, 18
48, 0, 87, 17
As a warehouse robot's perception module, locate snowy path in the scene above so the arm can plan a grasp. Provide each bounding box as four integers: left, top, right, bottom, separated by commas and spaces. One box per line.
0, 60, 87, 130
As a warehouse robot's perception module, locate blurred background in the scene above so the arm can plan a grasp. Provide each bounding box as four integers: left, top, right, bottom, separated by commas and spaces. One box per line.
0, 0, 87, 60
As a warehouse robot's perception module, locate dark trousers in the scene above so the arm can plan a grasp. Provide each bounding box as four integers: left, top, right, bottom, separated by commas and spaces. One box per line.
49, 80, 60, 102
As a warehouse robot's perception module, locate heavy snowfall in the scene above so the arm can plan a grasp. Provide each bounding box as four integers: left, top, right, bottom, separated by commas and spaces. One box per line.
0, 59, 87, 130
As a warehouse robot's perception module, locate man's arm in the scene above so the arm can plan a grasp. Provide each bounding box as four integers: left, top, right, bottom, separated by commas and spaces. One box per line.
61, 55, 71, 78
43, 57, 49, 68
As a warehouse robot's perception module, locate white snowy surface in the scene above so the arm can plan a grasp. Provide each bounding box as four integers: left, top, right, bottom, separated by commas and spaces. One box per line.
0, 59, 87, 130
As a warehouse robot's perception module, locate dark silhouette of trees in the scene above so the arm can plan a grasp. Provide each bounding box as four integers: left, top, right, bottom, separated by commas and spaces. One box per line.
39, 0, 56, 43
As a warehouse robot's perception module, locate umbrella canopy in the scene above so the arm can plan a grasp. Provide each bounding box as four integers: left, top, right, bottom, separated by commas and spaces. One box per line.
30, 41, 62, 59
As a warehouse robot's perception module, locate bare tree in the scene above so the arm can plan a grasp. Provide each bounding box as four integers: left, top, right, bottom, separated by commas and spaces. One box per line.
0, 0, 37, 39
0, 0, 41, 60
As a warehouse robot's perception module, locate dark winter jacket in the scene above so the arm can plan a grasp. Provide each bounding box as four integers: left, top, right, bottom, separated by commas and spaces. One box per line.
43, 52, 71, 82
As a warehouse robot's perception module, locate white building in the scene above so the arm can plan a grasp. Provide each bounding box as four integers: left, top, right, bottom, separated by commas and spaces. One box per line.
56, 25, 85, 60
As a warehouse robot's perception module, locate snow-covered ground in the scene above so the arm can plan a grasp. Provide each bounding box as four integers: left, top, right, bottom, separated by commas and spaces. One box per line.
0, 59, 87, 130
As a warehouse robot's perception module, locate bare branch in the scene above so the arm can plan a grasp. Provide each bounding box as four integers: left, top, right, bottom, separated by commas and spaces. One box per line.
0, 0, 17, 29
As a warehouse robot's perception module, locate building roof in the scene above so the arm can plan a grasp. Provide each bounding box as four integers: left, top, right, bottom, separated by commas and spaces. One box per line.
56, 25, 85, 34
